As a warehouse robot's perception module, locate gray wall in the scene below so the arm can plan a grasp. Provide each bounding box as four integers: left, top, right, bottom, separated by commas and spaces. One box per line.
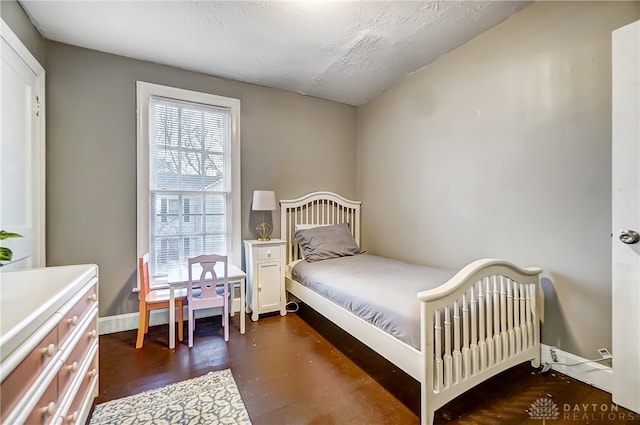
356, 1, 640, 359
44, 42, 356, 317
0, 0, 45, 65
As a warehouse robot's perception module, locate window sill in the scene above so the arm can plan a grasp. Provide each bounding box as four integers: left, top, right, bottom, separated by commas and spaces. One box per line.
131, 273, 170, 293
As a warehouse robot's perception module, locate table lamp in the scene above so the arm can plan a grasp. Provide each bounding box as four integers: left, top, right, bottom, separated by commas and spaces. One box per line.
252, 190, 276, 241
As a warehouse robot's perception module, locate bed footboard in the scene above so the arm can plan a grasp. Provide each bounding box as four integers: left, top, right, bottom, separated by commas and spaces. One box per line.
418, 259, 542, 425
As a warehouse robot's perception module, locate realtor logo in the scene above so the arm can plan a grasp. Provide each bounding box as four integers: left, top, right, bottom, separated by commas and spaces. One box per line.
529, 397, 639, 422
529, 398, 560, 424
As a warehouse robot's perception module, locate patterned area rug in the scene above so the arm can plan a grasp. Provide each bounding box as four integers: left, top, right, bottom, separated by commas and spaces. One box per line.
89, 369, 251, 425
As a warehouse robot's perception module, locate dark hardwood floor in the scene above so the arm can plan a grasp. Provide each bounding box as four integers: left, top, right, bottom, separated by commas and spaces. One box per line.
96, 304, 639, 424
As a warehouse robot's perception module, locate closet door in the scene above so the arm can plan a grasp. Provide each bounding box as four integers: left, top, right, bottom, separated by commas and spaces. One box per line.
0, 20, 45, 270
612, 19, 640, 415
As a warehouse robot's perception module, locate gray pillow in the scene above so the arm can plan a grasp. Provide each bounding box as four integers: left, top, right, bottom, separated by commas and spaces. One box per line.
294, 223, 361, 262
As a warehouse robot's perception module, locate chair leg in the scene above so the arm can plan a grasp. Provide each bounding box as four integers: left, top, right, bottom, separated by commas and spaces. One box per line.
136, 306, 147, 349
145, 311, 151, 333
177, 300, 184, 342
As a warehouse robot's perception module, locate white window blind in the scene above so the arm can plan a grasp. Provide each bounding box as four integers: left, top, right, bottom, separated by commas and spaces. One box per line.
148, 96, 231, 275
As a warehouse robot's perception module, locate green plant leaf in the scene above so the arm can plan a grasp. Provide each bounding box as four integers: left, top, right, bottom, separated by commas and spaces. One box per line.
0, 231, 23, 240
0, 246, 13, 261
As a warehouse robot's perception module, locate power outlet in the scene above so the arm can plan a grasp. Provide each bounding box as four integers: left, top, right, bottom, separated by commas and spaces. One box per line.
550, 346, 558, 363
597, 348, 612, 359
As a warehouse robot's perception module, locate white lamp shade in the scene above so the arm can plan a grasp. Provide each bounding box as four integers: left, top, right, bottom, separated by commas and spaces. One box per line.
252, 190, 276, 211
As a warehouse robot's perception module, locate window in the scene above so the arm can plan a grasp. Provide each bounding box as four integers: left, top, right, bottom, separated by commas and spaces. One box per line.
137, 82, 240, 283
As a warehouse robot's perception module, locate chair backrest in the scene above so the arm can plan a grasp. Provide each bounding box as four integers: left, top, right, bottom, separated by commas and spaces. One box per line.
187, 254, 228, 301
138, 253, 151, 297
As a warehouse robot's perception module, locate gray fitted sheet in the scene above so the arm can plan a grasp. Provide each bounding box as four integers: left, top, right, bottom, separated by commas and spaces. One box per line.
292, 253, 456, 350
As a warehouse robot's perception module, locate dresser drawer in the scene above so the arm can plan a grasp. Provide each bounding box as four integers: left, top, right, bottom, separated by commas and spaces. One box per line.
58, 350, 98, 425
0, 326, 58, 424
58, 311, 98, 399
58, 284, 98, 347
257, 246, 280, 261
24, 373, 59, 425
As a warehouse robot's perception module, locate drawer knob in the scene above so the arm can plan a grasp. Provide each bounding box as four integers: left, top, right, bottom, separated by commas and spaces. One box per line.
89, 329, 98, 339
267, 251, 271, 257
68, 315, 78, 326
41, 343, 56, 357
68, 361, 79, 373
42, 401, 56, 417
88, 293, 97, 302
88, 368, 97, 377
66, 411, 79, 424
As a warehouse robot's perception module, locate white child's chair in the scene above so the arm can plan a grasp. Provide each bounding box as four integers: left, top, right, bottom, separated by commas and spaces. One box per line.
187, 254, 229, 347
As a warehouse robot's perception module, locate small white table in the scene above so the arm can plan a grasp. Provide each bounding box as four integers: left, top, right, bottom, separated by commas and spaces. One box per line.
167, 263, 246, 349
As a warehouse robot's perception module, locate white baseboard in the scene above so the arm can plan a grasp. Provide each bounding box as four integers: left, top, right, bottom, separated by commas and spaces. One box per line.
541, 343, 612, 393
98, 299, 241, 335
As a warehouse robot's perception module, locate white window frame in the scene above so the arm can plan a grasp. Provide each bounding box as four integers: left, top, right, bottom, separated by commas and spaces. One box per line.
136, 81, 241, 286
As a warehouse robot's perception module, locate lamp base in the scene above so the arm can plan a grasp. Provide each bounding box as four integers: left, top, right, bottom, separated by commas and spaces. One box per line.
256, 222, 273, 241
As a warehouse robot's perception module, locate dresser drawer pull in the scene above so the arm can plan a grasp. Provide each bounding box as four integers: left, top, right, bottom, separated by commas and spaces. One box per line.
66, 411, 79, 424
87, 368, 97, 377
88, 329, 98, 339
88, 293, 97, 302
68, 315, 79, 326
41, 343, 56, 357
42, 401, 56, 417
68, 361, 79, 373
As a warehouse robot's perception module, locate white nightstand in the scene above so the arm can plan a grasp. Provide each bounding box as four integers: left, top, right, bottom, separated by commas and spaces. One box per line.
243, 239, 286, 321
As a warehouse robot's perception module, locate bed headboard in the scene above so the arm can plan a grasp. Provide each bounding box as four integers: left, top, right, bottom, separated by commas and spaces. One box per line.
280, 191, 361, 265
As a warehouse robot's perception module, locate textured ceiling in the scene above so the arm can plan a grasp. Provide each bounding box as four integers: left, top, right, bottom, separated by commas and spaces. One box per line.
19, 1, 531, 106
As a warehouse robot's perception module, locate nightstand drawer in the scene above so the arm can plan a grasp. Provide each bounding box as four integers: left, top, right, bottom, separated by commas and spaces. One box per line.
257, 246, 280, 260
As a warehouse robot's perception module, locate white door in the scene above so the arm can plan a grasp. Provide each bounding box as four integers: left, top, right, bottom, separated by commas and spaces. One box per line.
0, 20, 45, 270
612, 19, 640, 414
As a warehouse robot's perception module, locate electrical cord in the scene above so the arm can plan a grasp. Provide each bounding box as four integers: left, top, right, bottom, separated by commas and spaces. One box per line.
540, 356, 612, 373
286, 301, 299, 313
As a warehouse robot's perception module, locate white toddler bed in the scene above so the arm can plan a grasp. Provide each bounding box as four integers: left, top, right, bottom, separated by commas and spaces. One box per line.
280, 191, 542, 425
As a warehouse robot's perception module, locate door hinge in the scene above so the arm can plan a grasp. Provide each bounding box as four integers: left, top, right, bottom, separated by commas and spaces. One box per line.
34, 95, 41, 117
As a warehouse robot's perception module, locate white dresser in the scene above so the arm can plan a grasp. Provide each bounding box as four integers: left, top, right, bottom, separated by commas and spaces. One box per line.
0, 264, 99, 425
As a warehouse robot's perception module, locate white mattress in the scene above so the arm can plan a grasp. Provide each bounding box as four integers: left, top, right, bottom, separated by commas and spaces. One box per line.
291, 254, 455, 349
